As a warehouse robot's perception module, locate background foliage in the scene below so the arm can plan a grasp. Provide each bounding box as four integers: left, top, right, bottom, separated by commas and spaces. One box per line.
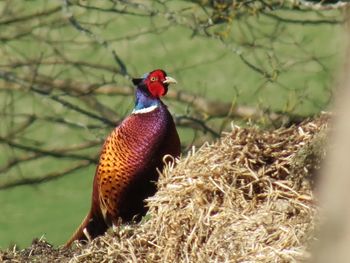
0, 0, 346, 248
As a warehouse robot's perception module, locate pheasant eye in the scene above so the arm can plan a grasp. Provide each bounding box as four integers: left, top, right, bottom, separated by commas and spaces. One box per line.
150, 77, 157, 81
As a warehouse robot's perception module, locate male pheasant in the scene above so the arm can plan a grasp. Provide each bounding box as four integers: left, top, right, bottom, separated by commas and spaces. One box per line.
64, 69, 180, 247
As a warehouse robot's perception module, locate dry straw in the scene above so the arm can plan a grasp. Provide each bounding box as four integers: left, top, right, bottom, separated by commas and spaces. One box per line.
0, 115, 329, 263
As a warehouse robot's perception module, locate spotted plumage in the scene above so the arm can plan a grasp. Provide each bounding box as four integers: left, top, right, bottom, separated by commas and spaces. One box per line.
64, 69, 180, 247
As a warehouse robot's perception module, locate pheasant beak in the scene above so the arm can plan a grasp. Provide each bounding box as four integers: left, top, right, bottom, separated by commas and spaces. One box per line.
163, 76, 177, 84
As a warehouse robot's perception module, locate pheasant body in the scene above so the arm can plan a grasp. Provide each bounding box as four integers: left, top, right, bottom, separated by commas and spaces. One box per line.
65, 70, 180, 247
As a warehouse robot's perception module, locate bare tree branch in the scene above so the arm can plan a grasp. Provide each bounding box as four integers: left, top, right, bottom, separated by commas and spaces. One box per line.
0, 161, 91, 190
0, 136, 98, 163
0, 6, 61, 25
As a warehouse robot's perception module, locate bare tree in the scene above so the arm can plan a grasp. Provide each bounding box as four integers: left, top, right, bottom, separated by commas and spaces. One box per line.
0, 0, 346, 188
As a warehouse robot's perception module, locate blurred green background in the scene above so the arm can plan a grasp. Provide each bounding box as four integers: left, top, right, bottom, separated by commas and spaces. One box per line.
0, 0, 345, 248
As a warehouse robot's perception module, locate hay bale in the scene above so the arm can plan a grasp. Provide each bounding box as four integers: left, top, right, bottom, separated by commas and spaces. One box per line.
0, 238, 73, 263
68, 114, 328, 263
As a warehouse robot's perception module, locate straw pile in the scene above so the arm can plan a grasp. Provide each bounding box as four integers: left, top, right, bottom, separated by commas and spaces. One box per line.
69, 115, 327, 262
0, 115, 329, 262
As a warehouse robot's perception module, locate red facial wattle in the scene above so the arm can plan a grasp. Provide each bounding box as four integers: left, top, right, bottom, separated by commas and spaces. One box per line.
148, 81, 167, 97
144, 70, 177, 98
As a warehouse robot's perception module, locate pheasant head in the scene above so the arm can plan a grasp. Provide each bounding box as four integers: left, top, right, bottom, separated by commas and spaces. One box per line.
132, 69, 177, 113
132, 69, 177, 97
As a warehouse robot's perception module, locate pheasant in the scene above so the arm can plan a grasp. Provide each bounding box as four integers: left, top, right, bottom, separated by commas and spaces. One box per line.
64, 69, 180, 247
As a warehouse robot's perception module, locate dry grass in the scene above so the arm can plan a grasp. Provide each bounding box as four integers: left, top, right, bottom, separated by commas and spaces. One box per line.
0, 115, 329, 263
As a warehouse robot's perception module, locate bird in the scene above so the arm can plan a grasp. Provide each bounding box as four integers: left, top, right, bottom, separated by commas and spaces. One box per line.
64, 69, 181, 247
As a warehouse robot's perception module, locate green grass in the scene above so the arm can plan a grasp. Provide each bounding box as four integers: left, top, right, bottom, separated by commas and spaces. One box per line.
0, 166, 93, 248
0, 1, 345, 248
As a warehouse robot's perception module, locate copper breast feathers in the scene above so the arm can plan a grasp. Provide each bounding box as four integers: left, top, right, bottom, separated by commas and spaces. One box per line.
95, 105, 178, 224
